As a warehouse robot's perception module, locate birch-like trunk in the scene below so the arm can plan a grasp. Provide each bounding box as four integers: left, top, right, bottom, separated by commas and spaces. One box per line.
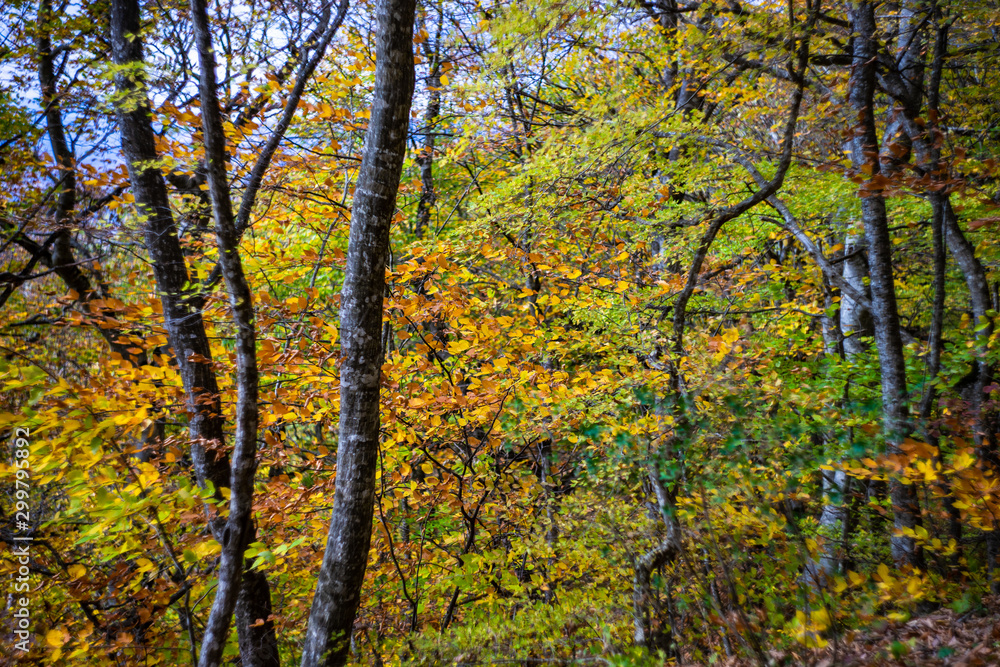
811, 232, 868, 581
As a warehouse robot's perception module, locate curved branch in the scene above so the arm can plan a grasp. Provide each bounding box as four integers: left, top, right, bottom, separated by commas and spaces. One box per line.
234, 0, 350, 237
662, 0, 816, 354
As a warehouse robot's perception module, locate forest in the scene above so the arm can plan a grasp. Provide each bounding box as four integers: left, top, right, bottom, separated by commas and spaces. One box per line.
1, 0, 1000, 665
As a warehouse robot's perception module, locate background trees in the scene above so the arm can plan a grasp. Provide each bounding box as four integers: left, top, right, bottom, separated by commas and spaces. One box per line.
2, 0, 1000, 665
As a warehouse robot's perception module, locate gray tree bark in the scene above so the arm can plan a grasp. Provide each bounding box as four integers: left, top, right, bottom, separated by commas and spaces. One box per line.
873, 0, 992, 577
806, 231, 868, 582
36, 0, 75, 274
301, 1, 416, 665
189, 0, 266, 662
910, 11, 964, 566
840, 234, 870, 359
414, 6, 442, 239
111, 0, 279, 664
941, 200, 999, 588
111, 0, 229, 490
847, 0, 924, 570
28, 0, 142, 364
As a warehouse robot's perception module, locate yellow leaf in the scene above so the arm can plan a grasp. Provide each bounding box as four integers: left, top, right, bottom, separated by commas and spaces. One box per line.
68, 564, 86, 579
953, 450, 976, 470
46, 628, 67, 647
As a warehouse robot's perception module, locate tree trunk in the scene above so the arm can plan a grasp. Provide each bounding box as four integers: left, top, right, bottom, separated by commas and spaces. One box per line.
111, 0, 279, 664
301, 1, 416, 665
110, 0, 228, 489
818, 231, 870, 576
189, 0, 265, 662
840, 234, 870, 359
236, 565, 281, 667
633, 539, 676, 649
847, 0, 923, 570
886, 3, 994, 579
918, 13, 964, 565
634, 458, 681, 654
414, 18, 441, 240
36, 0, 75, 274
942, 201, 1000, 589
29, 0, 141, 364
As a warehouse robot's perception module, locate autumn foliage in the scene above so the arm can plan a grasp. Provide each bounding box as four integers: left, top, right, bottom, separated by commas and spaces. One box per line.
2, 0, 1000, 665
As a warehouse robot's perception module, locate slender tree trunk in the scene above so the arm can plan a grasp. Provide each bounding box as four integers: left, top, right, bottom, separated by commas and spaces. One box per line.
111, 0, 228, 490
879, 0, 924, 177
414, 27, 441, 239
918, 12, 964, 565
920, 204, 944, 399
633, 531, 677, 649
301, 2, 416, 665
236, 563, 280, 667
811, 232, 868, 579
847, 0, 924, 570
36, 0, 75, 273
924, 194, 963, 562
840, 234, 869, 359
891, 7, 993, 579
30, 0, 142, 364
805, 228, 868, 583
111, 1, 278, 664
189, 0, 265, 663
942, 200, 1000, 589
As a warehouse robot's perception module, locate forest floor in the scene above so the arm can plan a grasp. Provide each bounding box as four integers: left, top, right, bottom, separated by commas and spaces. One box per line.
701, 596, 1000, 667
